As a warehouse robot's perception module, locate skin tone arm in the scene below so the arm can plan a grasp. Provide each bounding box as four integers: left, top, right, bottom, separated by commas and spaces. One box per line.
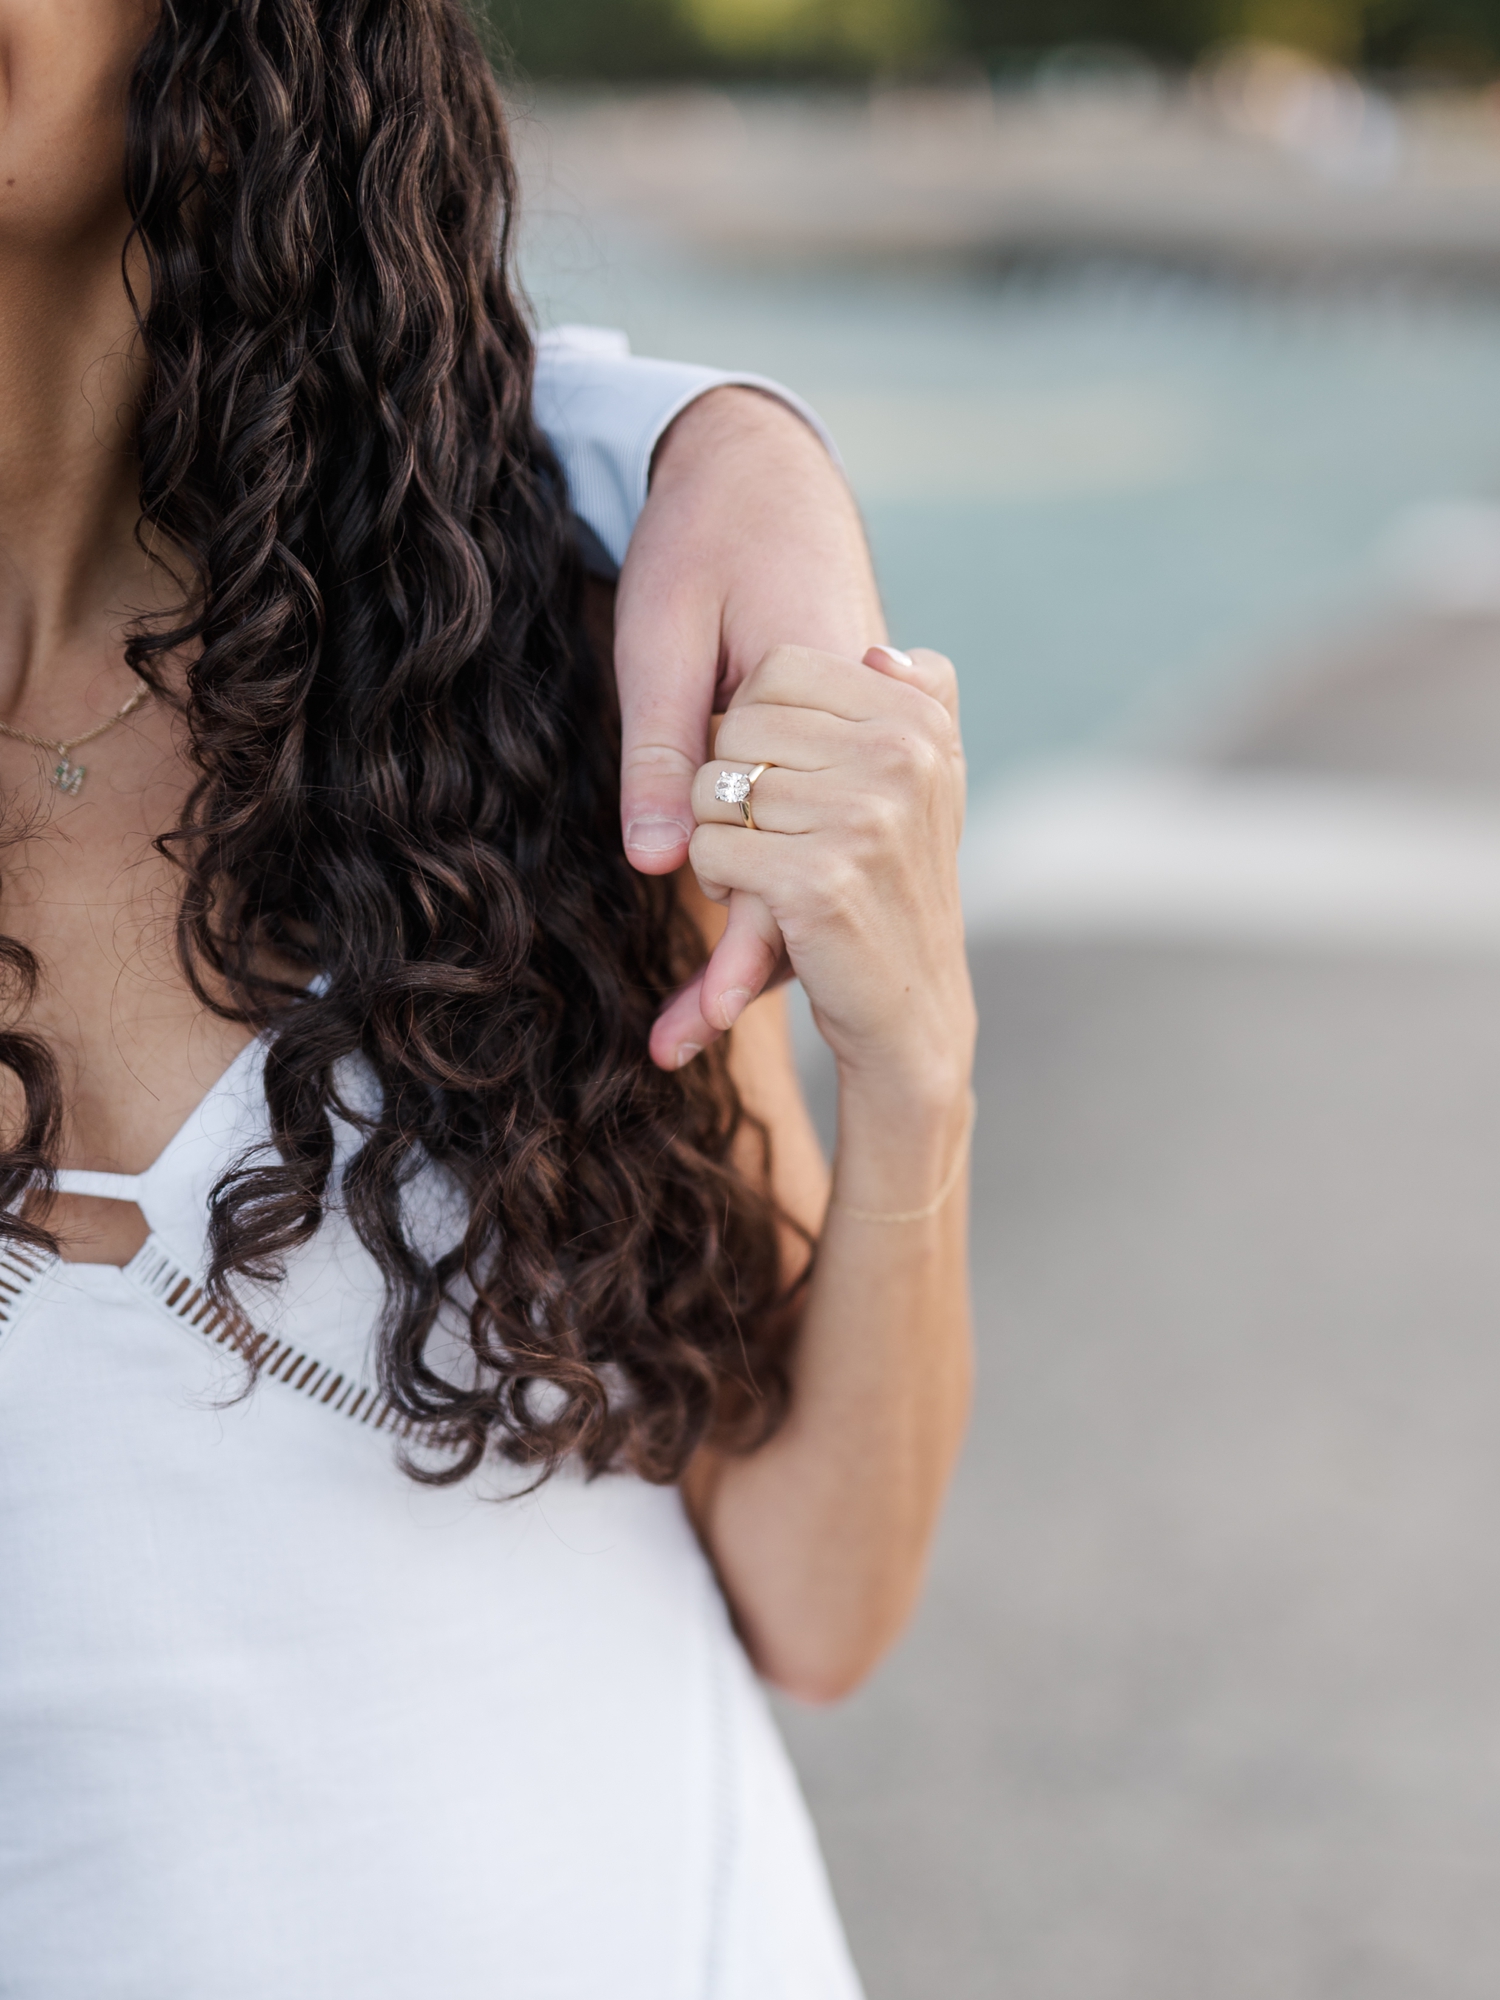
681, 643, 977, 1703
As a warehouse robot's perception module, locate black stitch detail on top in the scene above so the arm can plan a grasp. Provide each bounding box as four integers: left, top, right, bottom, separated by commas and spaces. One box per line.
0, 1241, 55, 1333
128, 1241, 446, 1443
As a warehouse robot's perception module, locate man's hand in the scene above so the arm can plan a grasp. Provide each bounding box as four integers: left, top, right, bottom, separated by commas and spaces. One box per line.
613, 385, 885, 1068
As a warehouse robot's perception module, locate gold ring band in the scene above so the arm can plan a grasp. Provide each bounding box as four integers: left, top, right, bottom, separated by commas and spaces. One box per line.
740, 763, 768, 830
713, 762, 771, 830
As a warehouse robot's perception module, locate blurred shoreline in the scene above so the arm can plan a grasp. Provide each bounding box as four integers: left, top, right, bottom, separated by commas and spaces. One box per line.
512, 66, 1500, 281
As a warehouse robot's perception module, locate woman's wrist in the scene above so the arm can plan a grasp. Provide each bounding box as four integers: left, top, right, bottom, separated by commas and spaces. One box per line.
831, 1019, 976, 1128
829, 1067, 976, 1220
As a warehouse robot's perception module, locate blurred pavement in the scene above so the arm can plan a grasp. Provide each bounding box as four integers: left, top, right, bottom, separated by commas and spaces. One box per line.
779, 614, 1500, 1997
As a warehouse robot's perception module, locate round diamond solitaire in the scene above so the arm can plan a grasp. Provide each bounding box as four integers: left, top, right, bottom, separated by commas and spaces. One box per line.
715, 770, 752, 805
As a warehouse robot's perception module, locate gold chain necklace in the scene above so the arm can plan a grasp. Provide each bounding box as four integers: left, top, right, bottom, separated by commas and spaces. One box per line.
0, 680, 152, 796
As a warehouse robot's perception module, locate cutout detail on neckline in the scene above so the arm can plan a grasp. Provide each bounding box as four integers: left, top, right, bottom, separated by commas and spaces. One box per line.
54, 1168, 145, 1202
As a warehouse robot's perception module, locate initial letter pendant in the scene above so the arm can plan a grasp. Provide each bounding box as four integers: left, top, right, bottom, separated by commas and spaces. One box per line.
52, 758, 85, 797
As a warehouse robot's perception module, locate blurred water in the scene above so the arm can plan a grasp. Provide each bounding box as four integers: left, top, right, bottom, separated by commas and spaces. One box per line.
521, 222, 1500, 795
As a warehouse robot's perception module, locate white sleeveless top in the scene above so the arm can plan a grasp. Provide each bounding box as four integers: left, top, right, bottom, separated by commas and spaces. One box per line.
0, 1040, 863, 1999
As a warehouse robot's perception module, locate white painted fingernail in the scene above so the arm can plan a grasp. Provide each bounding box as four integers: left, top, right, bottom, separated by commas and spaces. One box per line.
626, 816, 690, 854
675, 1042, 703, 1067
869, 645, 913, 669
718, 988, 752, 1028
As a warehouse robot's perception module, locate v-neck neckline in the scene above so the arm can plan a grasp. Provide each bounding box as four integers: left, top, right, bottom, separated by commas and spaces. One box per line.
54, 1031, 267, 1193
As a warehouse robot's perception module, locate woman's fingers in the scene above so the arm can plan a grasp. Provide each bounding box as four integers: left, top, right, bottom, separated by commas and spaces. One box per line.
687, 822, 798, 902
709, 702, 851, 775
863, 644, 960, 727
648, 968, 714, 1071
648, 893, 790, 1070
700, 892, 790, 1032
726, 642, 953, 732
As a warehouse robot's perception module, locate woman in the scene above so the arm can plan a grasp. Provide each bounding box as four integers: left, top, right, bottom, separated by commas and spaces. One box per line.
0, 4, 975, 1996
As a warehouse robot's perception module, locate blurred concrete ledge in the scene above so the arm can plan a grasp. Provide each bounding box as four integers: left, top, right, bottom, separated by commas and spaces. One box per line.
960, 766, 1500, 951
961, 602, 1500, 951
513, 75, 1500, 279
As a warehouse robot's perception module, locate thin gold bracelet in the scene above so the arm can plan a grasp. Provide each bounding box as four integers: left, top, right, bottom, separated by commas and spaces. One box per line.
829, 1091, 977, 1225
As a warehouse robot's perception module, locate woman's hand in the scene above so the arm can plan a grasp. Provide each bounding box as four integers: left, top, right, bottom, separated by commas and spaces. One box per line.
676, 640, 976, 1701
652, 642, 974, 1115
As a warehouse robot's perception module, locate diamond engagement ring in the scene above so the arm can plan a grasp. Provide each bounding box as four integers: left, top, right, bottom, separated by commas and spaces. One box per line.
713, 763, 770, 830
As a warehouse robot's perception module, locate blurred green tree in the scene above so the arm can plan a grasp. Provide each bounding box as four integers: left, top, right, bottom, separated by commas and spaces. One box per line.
487, 0, 697, 78
681, 0, 944, 64
1363, 0, 1500, 69
489, 0, 944, 75
940, 0, 1214, 62
489, 0, 1500, 74
1237, 0, 1361, 60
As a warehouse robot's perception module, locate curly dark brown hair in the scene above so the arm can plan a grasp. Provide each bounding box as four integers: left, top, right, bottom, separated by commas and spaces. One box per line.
0, 0, 801, 1486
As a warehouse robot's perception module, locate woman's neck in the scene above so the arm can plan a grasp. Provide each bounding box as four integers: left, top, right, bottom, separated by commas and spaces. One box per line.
0, 231, 162, 727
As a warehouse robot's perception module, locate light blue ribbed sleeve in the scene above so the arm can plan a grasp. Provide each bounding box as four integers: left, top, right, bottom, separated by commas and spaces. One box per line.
531, 325, 840, 579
